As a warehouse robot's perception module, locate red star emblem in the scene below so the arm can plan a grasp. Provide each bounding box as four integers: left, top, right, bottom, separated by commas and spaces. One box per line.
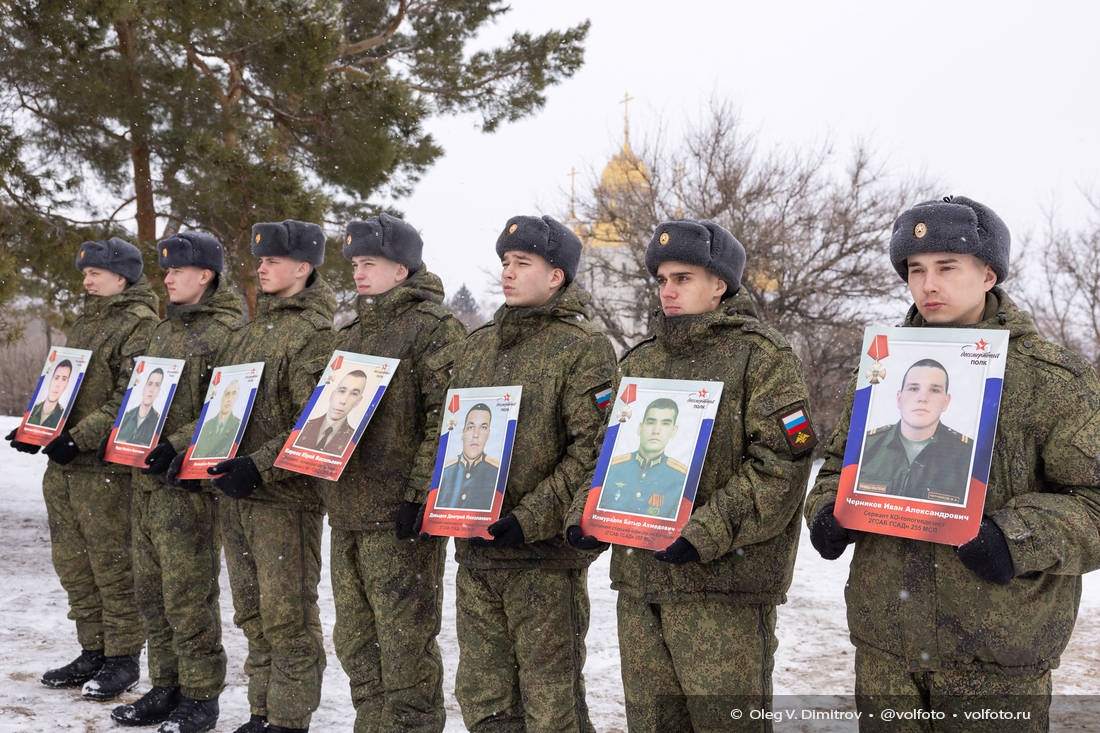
503, 393, 510, 401
975, 339, 989, 351
698, 388, 708, 398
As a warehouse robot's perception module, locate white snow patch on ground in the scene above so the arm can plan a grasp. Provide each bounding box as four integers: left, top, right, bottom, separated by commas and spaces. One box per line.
0, 415, 1097, 731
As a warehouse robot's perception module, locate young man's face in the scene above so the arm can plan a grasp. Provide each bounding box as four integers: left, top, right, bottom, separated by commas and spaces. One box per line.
256, 256, 309, 297
897, 366, 950, 435
82, 267, 127, 297
219, 381, 240, 417
461, 409, 492, 461
326, 373, 367, 422
163, 266, 212, 305
906, 252, 997, 326
637, 407, 678, 459
500, 251, 564, 308
47, 365, 72, 402
655, 261, 727, 316
351, 255, 408, 295
142, 372, 164, 408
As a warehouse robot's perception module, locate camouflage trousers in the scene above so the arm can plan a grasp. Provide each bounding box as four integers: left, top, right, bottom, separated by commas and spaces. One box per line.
617, 595, 777, 733
330, 528, 446, 732
455, 565, 594, 733
854, 647, 1051, 733
42, 463, 144, 656
220, 499, 326, 729
132, 487, 225, 699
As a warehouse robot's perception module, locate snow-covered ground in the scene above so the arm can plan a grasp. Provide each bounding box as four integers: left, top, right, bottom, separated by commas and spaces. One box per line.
1, 414, 1097, 732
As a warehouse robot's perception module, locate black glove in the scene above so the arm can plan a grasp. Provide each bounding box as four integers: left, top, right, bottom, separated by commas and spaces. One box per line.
654, 536, 700, 564
469, 514, 525, 548
43, 430, 80, 465
957, 517, 1015, 586
809, 503, 859, 560
209, 456, 262, 499
142, 438, 177, 475
165, 453, 202, 493
6, 428, 40, 454
395, 501, 424, 540
566, 525, 601, 551
95, 435, 110, 465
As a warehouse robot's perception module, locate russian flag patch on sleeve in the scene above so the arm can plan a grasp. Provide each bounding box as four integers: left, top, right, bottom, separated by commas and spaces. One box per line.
593, 384, 613, 411
777, 403, 817, 456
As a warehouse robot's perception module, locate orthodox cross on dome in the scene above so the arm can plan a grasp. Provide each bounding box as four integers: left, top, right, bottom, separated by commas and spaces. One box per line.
620, 91, 634, 146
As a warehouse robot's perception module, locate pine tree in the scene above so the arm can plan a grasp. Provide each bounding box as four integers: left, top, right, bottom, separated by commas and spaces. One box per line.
446, 283, 485, 330
1, 1, 589, 315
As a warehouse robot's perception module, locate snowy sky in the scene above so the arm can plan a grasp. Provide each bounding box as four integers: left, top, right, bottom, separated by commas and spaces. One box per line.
396, 0, 1100, 301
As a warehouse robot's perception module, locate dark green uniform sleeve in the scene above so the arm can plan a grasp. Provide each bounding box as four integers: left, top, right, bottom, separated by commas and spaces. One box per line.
404, 319, 467, 504
991, 378, 1100, 576
512, 334, 617, 543
69, 316, 156, 451
680, 345, 813, 563
805, 371, 858, 525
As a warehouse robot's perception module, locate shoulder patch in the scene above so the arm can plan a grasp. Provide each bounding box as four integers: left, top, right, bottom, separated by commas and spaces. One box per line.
737, 317, 791, 351
666, 457, 689, 474
867, 424, 891, 436
1018, 336, 1096, 381
591, 381, 613, 411
442, 456, 458, 470
609, 453, 633, 466
484, 455, 501, 468
775, 402, 817, 457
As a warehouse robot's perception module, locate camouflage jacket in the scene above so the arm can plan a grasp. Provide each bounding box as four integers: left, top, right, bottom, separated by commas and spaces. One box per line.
327, 268, 466, 531
132, 278, 243, 493
570, 290, 814, 604
806, 287, 1100, 672
64, 277, 159, 472
225, 272, 335, 512
449, 282, 617, 570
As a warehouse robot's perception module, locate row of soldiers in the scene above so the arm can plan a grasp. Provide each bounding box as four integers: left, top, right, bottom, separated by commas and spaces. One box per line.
6, 194, 1100, 733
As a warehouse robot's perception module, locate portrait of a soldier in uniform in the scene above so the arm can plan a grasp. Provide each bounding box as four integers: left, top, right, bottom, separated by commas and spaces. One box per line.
27, 359, 73, 429
192, 379, 243, 459
295, 369, 368, 456
858, 358, 974, 504
436, 403, 500, 510
599, 397, 689, 518
116, 367, 164, 447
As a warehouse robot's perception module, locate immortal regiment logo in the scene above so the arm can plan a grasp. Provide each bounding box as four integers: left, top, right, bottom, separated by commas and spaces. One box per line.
421, 385, 523, 539
834, 325, 1010, 545
581, 376, 724, 550
273, 350, 401, 481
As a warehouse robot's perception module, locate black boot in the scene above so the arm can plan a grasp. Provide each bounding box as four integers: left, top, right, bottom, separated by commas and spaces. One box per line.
232, 714, 268, 733
111, 685, 180, 725
82, 652, 140, 700
158, 695, 219, 733
41, 649, 105, 688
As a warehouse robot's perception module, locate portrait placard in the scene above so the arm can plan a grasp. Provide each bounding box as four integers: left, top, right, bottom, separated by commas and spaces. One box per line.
581, 377, 724, 550
273, 351, 401, 481
103, 356, 186, 466
176, 362, 265, 479
421, 386, 522, 539
833, 326, 1008, 545
13, 347, 93, 446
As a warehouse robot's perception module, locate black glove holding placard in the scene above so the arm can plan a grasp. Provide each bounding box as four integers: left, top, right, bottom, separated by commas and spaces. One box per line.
395, 500, 424, 540
809, 502, 860, 560
208, 456, 262, 499
469, 513, 525, 548
566, 525, 601, 551
654, 536, 700, 564
957, 517, 1015, 586
43, 430, 80, 465
142, 438, 177, 475
6, 428, 40, 455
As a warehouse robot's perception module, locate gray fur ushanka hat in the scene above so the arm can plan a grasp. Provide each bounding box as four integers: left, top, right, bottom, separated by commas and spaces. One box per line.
343, 214, 423, 273
495, 215, 582, 284
157, 231, 224, 273
890, 195, 1010, 282
75, 237, 143, 284
644, 219, 745, 296
251, 219, 326, 266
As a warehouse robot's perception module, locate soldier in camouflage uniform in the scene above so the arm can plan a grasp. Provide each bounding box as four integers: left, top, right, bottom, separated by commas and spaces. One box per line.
110, 233, 242, 732
567, 219, 815, 732
206, 220, 335, 733
6, 238, 157, 700
807, 196, 1100, 730
327, 215, 466, 732
429, 215, 616, 732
